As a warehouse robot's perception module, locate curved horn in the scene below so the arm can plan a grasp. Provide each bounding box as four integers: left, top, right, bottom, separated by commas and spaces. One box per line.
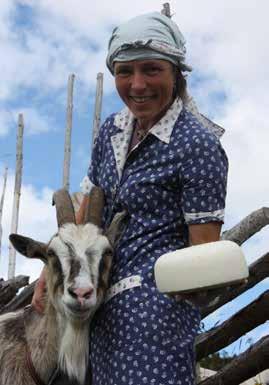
84, 186, 104, 227
105, 210, 128, 247
52, 189, 76, 228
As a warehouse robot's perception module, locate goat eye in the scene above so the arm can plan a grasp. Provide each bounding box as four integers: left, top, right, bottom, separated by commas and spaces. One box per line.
51, 256, 62, 272
47, 249, 55, 258
47, 250, 62, 271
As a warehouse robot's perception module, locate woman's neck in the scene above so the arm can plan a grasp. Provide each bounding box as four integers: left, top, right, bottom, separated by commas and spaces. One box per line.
136, 97, 175, 131
136, 118, 153, 132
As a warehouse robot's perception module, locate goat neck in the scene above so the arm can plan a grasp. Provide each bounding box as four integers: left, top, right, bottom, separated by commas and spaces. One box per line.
24, 304, 58, 384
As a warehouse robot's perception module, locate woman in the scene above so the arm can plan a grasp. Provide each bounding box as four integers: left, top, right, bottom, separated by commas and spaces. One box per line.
35, 12, 228, 385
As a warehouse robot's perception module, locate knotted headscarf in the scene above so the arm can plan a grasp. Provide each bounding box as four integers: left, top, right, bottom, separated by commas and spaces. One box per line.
106, 12, 225, 138
106, 12, 192, 74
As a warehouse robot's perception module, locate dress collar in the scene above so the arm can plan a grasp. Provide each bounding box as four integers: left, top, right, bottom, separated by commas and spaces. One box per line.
114, 94, 225, 140
114, 97, 183, 145
111, 96, 225, 181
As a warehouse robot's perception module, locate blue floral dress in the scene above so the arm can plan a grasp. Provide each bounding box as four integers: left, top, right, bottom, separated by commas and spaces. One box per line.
85, 98, 228, 385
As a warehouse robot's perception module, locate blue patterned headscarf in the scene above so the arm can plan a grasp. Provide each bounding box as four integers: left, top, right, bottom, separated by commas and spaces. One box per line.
106, 12, 192, 74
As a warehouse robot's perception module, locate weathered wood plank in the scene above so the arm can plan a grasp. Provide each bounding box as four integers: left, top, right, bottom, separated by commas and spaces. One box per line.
198, 336, 269, 385
92, 73, 103, 146
0, 280, 35, 314
8, 114, 24, 279
201, 252, 269, 317
222, 207, 269, 245
63, 74, 75, 191
0, 166, 8, 260
197, 290, 269, 360
161, 3, 171, 17
0, 275, 29, 309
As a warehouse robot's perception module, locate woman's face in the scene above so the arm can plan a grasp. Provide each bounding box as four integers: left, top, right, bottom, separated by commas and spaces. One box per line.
114, 59, 175, 129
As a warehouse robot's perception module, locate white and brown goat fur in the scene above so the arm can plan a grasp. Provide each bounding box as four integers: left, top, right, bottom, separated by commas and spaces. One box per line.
0, 188, 123, 385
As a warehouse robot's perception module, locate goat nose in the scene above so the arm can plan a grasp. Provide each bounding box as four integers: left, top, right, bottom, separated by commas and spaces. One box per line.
68, 287, 94, 303
75, 287, 94, 299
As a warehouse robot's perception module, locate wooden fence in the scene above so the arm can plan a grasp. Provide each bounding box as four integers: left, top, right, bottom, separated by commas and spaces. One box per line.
197, 207, 269, 384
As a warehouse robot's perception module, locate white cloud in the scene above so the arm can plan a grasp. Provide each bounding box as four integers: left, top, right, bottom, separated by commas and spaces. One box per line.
0, 0, 15, 40
0, 106, 55, 136
0, 109, 14, 136
12, 107, 54, 135
3, 0, 267, 101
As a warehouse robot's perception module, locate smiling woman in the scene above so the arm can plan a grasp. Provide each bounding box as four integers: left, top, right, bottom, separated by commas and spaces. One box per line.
33, 11, 228, 385
114, 60, 175, 132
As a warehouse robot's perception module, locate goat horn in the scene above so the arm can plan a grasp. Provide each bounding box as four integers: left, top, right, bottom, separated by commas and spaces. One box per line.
84, 186, 104, 227
52, 189, 76, 227
105, 210, 128, 246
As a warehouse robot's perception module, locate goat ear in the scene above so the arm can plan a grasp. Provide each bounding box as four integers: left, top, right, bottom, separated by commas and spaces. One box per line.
9, 234, 47, 264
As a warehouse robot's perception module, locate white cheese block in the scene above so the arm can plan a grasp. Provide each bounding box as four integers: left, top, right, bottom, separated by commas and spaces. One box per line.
154, 240, 249, 293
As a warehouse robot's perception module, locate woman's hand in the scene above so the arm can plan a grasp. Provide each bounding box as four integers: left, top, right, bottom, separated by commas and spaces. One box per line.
171, 290, 218, 308
32, 267, 47, 314
171, 221, 223, 307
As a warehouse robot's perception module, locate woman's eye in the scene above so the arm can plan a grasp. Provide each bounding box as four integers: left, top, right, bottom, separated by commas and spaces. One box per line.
115, 68, 132, 77
145, 67, 161, 75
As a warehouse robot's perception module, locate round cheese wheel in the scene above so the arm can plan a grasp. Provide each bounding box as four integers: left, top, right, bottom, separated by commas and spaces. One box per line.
154, 240, 249, 293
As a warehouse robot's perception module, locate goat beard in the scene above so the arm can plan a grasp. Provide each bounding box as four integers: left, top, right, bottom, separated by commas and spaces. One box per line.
58, 320, 90, 384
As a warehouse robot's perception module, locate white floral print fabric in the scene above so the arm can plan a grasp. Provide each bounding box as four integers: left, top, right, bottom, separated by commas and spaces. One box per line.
86, 103, 228, 385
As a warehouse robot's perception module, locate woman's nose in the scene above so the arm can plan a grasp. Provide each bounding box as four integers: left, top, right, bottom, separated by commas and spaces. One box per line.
130, 72, 146, 92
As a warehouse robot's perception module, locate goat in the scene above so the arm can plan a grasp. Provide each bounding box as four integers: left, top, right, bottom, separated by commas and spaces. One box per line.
0, 187, 124, 385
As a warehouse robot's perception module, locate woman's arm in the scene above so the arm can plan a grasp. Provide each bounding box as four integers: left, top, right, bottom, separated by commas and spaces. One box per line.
188, 222, 222, 245
31, 267, 47, 313
172, 222, 223, 306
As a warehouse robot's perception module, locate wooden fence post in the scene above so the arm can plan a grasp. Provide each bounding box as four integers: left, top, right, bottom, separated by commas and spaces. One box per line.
92, 72, 103, 146
63, 74, 75, 191
8, 114, 24, 279
0, 166, 8, 263
161, 3, 171, 18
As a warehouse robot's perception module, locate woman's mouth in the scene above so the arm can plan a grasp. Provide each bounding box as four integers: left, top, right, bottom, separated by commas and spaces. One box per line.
130, 96, 154, 103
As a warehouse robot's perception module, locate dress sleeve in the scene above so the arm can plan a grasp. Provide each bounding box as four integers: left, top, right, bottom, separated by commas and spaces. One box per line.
180, 132, 228, 225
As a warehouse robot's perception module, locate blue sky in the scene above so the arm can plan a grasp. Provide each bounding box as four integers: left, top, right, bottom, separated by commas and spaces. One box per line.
1, 0, 269, 358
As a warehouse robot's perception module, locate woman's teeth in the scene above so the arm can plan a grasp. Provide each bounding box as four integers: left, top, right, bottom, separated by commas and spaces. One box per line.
131, 96, 152, 103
